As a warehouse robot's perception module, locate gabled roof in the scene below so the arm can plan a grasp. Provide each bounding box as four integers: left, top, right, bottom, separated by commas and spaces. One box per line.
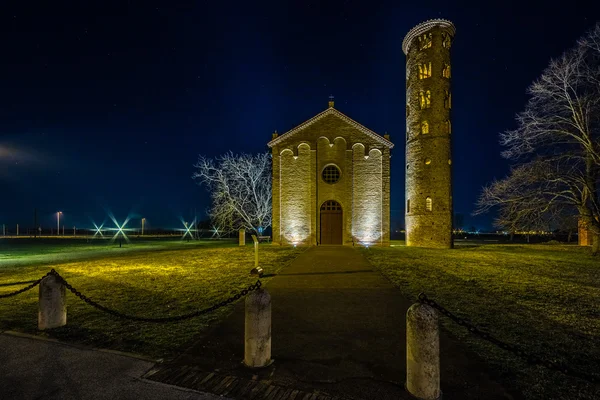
267, 107, 394, 149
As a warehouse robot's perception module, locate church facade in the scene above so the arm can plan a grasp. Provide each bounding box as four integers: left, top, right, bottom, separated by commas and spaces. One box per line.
268, 100, 393, 246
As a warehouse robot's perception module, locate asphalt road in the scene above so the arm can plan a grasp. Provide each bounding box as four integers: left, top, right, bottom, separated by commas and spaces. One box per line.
0, 332, 223, 400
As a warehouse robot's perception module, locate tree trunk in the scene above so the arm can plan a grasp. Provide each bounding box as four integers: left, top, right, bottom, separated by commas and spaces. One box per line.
567, 231, 572, 243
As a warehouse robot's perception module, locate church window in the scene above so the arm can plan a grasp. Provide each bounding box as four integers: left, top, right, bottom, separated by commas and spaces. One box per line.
426, 197, 433, 211
442, 32, 452, 49
442, 64, 451, 78
321, 200, 342, 211
419, 90, 431, 109
421, 120, 429, 134
444, 90, 451, 109
406, 104, 410, 117
448, 159, 452, 165
445, 120, 451, 134
418, 33, 432, 50
418, 62, 432, 79
322, 165, 341, 184
425, 159, 432, 165
407, 199, 411, 214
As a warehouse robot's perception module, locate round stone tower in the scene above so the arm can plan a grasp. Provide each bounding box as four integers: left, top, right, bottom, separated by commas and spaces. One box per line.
403, 19, 455, 248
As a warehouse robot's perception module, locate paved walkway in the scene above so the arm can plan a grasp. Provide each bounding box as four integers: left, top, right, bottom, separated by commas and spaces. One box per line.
151, 246, 513, 400
0, 332, 221, 400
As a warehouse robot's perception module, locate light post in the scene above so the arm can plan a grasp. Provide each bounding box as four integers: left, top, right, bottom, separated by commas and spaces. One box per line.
57, 211, 62, 236
141, 218, 146, 236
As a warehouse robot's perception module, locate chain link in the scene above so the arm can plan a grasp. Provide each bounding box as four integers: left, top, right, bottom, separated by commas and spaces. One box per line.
0, 271, 55, 298
418, 293, 599, 384
51, 270, 261, 323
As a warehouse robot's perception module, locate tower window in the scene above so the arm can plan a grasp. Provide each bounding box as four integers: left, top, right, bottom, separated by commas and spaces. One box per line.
418, 33, 432, 50
421, 120, 429, 134
445, 120, 451, 134
407, 199, 411, 214
442, 32, 452, 49
419, 90, 431, 109
426, 197, 433, 211
442, 64, 451, 78
418, 62, 432, 79
444, 90, 451, 109
425, 159, 432, 165
406, 104, 410, 117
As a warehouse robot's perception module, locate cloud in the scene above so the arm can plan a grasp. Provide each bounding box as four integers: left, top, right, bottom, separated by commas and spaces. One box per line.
0, 143, 54, 180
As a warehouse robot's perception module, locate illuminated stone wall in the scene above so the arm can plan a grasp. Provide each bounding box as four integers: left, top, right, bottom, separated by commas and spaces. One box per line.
403, 19, 455, 248
352, 144, 385, 245
278, 144, 314, 245
578, 218, 594, 246
269, 108, 392, 246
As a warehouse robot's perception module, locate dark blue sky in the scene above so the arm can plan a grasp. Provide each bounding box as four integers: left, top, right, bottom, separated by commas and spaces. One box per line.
0, 0, 597, 231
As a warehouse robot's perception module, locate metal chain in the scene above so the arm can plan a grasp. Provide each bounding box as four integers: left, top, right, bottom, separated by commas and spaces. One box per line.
51, 270, 262, 323
0, 271, 55, 298
418, 293, 600, 384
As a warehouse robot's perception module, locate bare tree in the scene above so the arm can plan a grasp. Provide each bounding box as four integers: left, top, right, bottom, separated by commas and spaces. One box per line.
476, 23, 600, 254
193, 152, 272, 235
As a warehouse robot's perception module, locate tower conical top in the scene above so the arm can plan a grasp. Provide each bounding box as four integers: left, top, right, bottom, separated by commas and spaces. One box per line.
402, 19, 455, 55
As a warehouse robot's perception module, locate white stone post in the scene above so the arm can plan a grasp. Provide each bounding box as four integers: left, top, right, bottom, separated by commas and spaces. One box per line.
244, 288, 272, 368
239, 229, 246, 246
38, 274, 67, 330
251, 234, 259, 268
406, 303, 441, 400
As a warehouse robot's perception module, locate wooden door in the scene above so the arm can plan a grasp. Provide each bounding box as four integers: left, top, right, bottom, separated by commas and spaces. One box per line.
320, 200, 343, 245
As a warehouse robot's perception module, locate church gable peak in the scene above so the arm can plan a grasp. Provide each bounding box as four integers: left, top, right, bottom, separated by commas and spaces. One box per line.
268, 107, 394, 149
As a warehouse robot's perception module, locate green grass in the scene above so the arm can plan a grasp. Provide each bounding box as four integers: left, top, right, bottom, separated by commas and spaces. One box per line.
0, 241, 304, 359
362, 242, 599, 400
0, 237, 233, 260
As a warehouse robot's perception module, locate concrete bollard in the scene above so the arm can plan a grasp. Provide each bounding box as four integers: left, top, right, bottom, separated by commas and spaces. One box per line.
406, 302, 441, 400
239, 229, 246, 246
38, 274, 67, 330
244, 288, 272, 368
251, 234, 259, 267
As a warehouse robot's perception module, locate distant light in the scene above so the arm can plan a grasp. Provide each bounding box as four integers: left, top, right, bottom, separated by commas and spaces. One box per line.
180, 218, 197, 239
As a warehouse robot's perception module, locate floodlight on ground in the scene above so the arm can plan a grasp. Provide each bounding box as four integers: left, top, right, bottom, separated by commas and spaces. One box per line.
250, 267, 264, 277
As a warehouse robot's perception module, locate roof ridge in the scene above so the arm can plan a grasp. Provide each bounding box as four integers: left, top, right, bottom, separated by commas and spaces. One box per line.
267, 108, 394, 149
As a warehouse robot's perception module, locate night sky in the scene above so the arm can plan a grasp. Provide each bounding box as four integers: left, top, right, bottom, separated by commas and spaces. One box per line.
1, 1, 598, 232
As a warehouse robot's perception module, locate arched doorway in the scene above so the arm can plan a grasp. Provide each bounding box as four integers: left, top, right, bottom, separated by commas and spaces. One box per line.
320, 200, 343, 245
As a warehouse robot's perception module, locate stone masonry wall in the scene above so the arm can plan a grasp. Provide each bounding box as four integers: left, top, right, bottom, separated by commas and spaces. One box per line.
277, 143, 313, 245
352, 144, 385, 245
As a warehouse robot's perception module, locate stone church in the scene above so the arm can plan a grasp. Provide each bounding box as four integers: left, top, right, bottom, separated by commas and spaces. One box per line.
269, 18, 455, 248
268, 99, 394, 246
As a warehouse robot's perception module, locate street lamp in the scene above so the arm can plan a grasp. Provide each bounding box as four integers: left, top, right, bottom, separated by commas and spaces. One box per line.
57, 211, 62, 236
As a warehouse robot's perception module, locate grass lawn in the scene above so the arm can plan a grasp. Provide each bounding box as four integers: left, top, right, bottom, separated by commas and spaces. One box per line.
0, 241, 303, 359
0, 237, 235, 267
362, 242, 599, 400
